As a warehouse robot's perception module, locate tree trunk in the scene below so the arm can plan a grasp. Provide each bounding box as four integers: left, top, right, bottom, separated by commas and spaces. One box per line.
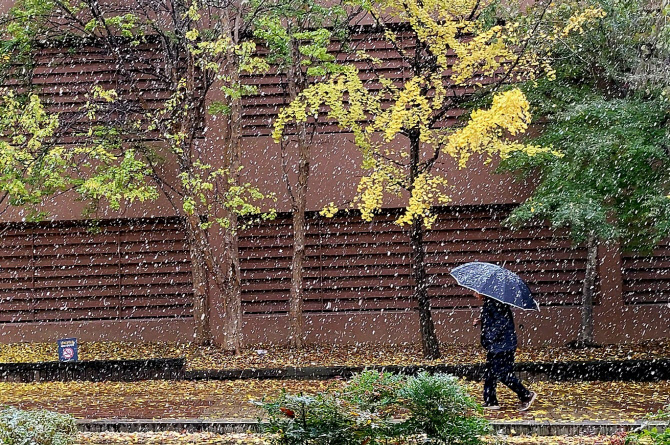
289, 137, 308, 348
221, 213, 242, 353
184, 211, 241, 352
408, 131, 440, 359
178, 49, 220, 347
289, 198, 306, 348
411, 219, 441, 359
576, 234, 598, 347
287, 40, 309, 349
184, 213, 234, 347
185, 218, 212, 345
219, 43, 244, 354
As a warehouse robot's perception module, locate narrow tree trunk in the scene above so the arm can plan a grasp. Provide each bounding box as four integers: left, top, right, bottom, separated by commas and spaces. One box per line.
408, 132, 440, 359
576, 234, 598, 347
411, 219, 441, 359
180, 50, 218, 346
221, 213, 242, 353
289, 134, 308, 348
220, 45, 244, 354
289, 202, 306, 348
287, 40, 309, 349
185, 219, 212, 345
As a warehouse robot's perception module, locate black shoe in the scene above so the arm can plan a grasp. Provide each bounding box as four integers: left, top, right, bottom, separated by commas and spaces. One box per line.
518, 392, 537, 412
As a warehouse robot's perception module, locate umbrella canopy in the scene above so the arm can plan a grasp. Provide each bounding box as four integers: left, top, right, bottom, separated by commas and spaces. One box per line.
450, 262, 539, 311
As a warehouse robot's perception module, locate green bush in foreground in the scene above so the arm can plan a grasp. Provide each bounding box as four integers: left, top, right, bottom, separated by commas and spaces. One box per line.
396, 373, 490, 445
0, 406, 78, 445
624, 405, 670, 445
256, 371, 491, 445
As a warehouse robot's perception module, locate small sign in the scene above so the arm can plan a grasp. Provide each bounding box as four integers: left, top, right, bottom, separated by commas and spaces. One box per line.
57, 338, 78, 362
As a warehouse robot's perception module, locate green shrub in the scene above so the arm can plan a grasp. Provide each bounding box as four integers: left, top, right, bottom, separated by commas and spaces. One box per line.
397, 372, 491, 445
340, 370, 406, 441
627, 428, 670, 445
342, 369, 404, 413
625, 405, 670, 445
0, 406, 78, 445
257, 392, 362, 445
256, 371, 489, 445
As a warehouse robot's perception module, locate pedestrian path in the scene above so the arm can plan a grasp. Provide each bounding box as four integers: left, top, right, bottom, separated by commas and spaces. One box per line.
1, 379, 667, 422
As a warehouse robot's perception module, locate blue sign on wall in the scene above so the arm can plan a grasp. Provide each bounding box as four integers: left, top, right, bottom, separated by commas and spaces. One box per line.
57, 338, 78, 362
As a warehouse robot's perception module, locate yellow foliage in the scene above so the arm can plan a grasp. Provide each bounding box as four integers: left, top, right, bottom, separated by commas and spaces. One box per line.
396, 174, 451, 228
445, 89, 553, 168
185, 29, 199, 41
319, 202, 339, 218
270, 0, 601, 228
559, 7, 607, 37
354, 169, 387, 222
273, 79, 548, 228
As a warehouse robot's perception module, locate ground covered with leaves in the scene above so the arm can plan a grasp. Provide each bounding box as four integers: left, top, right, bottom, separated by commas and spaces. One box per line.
0, 379, 667, 422
74, 432, 629, 444
1, 340, 669, 370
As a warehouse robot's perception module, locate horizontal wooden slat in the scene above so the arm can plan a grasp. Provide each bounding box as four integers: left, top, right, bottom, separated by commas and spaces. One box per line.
622, 240, 670, 304
0, 312, 37, 323
33, 298, 122, 310
0, 217, 194, 323
238, 206, 590, 314
120, 284, 194, 297
2, 204, 636, 322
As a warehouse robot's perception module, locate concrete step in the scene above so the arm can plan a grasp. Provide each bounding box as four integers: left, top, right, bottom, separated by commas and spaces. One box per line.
76, 418, 668, 436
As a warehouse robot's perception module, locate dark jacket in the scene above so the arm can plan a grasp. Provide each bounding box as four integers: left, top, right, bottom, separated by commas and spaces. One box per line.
480, 297, 517, 353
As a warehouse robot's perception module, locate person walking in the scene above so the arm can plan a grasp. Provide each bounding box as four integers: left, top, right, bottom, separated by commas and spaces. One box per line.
474, 291, 537, 411
450, 262, 539, 412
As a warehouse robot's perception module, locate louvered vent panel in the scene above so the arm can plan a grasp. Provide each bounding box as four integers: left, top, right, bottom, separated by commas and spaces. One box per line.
622, 239, 670, 304
425, 208, 587, 308
7, 37, 475, 139
239, 205, 589, 314
241, 32, 478, 137
0, 218, 193, 323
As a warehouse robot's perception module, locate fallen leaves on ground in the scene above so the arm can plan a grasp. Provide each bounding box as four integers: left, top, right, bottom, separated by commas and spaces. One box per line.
0, 379, 343, 419
0, 379, 667, 422
462, 381, 670, 422
1, 340, 668, 370
0, 342, 191, 365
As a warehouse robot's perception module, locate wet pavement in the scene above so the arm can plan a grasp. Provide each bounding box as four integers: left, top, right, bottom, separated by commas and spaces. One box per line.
1, 379, 668, 422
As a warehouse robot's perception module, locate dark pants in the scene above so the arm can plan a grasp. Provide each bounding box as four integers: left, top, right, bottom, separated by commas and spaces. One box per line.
483, 350, 532, 406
